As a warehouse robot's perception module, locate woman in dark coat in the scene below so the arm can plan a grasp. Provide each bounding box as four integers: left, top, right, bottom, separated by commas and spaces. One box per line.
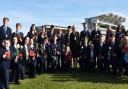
70, 25, 80, 68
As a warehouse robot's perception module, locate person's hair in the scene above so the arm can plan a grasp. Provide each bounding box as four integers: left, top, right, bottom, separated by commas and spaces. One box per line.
11, 36, 18, 45
41, 26, 45, 28
3, 38, 11, 45
30, 24, 36, 32
29, 38, 34, 45
16, 23, 22, 27
3, 17, 9, 21
67, 26, 71, 29
23, 36, 29, 44
44, 37, 48, 41
50, 25, 54, 29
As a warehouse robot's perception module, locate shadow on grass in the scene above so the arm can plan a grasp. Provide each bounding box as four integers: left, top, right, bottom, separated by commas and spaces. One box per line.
51, 69, 128, 84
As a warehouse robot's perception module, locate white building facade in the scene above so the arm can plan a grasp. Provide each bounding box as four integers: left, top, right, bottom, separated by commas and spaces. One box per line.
84, 13, 126, 34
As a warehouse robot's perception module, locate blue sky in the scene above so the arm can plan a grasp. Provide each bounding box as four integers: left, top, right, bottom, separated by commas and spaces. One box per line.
0, 0, 128, 35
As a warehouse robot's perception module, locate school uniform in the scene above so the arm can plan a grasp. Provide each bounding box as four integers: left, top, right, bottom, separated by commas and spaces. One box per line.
88, 45, 96, 72
115, 42, 124, 76
57, 34, 65, 70
0, 46, 12, 89
64, 32, 71, 46
91, 29, 101, 42
28, 45, 37, 78
70, 32, 80, 68
21, 44, 29, 79
79, 45, 89, 71
10, 45, 21, 84
70, 32, 80, 58
37, 43, 48, 74
109, 42, 118, 74
80, 30, 90, 45
0, 25, 12, 46
64, 51, 72, 70
12, 31, 24, 45
97, 43, 106, 72
122, 46, 128, 74
50, 42, 61, 72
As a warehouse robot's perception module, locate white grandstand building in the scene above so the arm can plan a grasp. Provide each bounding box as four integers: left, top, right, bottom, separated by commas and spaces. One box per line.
83, 13, 126, 34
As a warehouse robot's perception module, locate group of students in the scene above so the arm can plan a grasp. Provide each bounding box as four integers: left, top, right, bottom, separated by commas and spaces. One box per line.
0, 17, 128, 89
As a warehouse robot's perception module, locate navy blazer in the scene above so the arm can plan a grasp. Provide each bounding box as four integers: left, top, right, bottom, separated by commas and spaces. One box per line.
0, 46, 13, 61
0, 26, 12, 45
50, 42, 61, 56
37, 33, 44, 44
80, 30, 90, 39
91, 29, 101, 41
64, 33, 70, 45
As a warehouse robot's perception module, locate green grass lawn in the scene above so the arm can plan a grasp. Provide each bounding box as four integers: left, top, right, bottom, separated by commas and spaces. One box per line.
10, 69, 128, 89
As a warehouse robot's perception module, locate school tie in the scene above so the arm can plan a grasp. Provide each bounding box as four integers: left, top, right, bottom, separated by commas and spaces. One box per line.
3, 26, 7, 34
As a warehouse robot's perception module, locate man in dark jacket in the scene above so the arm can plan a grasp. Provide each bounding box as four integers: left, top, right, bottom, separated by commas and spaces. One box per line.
0, 17, 12, 46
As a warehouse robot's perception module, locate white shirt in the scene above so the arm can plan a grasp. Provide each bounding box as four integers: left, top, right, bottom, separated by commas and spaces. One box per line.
25, 44, 29, 59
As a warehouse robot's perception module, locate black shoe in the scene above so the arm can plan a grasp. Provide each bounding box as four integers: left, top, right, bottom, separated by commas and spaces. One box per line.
15, 81, 20, 85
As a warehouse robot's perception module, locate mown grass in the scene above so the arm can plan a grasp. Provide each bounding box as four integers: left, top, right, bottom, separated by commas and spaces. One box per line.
10, 69, 128, 89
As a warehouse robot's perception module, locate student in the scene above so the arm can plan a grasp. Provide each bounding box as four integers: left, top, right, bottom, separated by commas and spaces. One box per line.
104, 34, 117, 74
37, 26, 47, 45
11, 36, 21, 85
79, 37, 89, 71
97, 35, 106, 72
47, 25, 55, 41
80, 23, 90, 46
28, 38, 37, 78
64, 26, 72, 46
37, 37, 49, 74
64, 46, 72, 70
122, 36, 128, 75
50, 35, 61, 72
12, 23, 24, 45
88, 42, 96, 72
22, 36, 30, 78
0, 39, 11, 89
57, 30, 65, 70
37, 26, 47, 73
90, 23, 101, 42
27, 24, 37, 40
115, 26, 124, 76
0, 17, 12, 46
106, 26, 113, 43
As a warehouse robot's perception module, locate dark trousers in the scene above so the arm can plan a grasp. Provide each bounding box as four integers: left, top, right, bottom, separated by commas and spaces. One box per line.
79, 58, 86, 70
104, 59, 110, 72
15, 62, 21, 82
47, 56, 52, 71
10, 62, 21, 83
29, 60, 36, 77
97, 58, 104, 72
111, 57, 118, 74
0, 61, 9, 89
21, 64, 25, 80
51, 56, 59, 72
37, 56, 46, 74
